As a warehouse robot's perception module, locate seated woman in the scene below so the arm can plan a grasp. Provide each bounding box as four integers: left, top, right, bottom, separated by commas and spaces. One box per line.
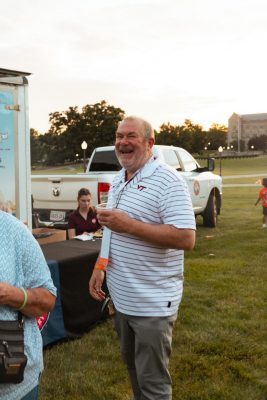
68, 188, 101, 239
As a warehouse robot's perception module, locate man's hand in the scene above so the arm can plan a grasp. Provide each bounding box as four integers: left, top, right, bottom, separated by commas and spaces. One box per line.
96, 209, 131, 233
89, 269, 106, 301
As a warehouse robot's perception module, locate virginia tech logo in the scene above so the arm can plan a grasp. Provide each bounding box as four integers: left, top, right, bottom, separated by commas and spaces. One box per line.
137, 185, 146, 191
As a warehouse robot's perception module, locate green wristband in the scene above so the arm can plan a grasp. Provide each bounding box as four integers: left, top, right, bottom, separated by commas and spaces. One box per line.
18, 288, 28, 311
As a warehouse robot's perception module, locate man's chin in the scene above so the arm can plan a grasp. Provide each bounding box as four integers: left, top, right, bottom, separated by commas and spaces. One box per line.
118, 155, 134, 168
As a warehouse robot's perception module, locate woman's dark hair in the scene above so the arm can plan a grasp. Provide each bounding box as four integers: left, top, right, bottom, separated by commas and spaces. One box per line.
77, 188, 91, 199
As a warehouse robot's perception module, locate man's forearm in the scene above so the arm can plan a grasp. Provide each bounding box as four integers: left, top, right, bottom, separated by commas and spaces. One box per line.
125, 219, 195, 250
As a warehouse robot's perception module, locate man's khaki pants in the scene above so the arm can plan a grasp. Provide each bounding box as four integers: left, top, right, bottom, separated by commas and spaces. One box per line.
114, 310, 177, 400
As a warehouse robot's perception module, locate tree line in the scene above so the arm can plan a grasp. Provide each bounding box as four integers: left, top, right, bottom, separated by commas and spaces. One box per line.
30, 100, 229, 166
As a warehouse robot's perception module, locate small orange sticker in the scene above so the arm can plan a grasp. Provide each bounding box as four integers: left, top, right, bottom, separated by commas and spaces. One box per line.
194, 180, 200, 195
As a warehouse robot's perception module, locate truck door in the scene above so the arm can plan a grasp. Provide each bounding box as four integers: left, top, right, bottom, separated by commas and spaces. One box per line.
175, 148, 203, 213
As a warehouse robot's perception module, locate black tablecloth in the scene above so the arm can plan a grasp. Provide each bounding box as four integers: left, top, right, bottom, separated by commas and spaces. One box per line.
41, 239, 105, 345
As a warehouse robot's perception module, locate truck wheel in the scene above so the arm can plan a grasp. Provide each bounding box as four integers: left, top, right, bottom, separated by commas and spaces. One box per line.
202, 192, 218, 227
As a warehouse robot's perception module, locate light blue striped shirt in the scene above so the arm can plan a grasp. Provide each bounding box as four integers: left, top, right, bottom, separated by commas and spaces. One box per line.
107, 158, 196, 317
0, 211, 57, 399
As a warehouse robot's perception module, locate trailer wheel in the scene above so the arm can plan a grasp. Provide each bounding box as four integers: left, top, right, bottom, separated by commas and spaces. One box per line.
202, 192, 218, 227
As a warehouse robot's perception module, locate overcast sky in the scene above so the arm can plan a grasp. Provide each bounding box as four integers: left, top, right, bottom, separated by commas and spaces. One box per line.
1, 0, 267, 133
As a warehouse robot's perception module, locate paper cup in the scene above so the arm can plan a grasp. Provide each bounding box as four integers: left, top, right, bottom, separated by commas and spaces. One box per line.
96, 202, 115, 211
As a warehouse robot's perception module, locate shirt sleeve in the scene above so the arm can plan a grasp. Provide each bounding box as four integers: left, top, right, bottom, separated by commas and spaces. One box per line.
20, 226, 57, 296
92, 207, 102, 230
159, 174, 196, 230
67, 212, 76, 229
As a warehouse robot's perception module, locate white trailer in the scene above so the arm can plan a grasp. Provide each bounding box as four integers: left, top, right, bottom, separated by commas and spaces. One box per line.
0, 68, 32, 226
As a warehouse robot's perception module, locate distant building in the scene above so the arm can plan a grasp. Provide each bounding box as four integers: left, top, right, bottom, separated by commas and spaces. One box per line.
228, 112, 267, 151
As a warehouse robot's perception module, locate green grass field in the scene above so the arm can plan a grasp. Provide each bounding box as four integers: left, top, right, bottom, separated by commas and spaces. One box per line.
211, 155, 267, 177
39, 182, 267, 400
31, 164, 84, 175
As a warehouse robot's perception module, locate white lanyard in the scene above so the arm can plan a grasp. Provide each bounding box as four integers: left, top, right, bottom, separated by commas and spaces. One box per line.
99, 157, 160, 267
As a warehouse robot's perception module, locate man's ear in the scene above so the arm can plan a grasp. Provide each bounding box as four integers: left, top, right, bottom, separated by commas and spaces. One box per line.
148, 137, 155, 148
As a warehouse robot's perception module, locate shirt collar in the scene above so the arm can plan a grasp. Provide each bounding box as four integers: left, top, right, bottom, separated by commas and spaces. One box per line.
117, 155, 159, 183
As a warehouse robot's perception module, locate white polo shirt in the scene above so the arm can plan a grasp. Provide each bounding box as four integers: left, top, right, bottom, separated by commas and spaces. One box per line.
106, 157, 196, 317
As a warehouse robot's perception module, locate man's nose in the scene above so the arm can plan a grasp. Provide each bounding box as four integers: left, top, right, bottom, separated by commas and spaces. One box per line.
120, 135, 130, 144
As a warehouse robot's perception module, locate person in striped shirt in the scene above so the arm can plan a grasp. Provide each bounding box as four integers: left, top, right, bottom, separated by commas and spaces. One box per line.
89, 116, 196, 400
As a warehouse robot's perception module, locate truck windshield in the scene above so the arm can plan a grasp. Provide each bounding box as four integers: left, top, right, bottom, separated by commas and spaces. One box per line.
89, 150, 121, 172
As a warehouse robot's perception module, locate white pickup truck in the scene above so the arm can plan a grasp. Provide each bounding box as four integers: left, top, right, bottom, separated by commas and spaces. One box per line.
31, 145, 222, 228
